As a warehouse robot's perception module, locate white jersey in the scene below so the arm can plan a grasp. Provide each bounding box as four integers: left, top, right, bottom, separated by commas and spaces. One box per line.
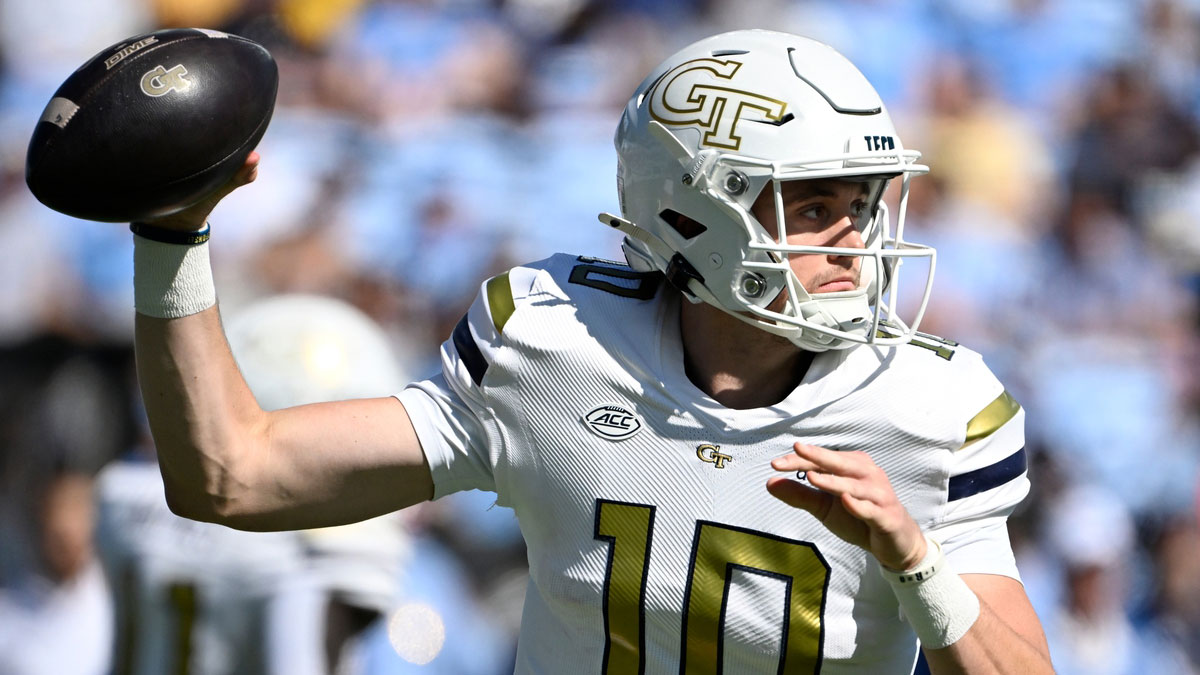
398, 254, 1030, 674
266, 515, 410, 675
0, 561, 112, 675
94, 460, 305, 675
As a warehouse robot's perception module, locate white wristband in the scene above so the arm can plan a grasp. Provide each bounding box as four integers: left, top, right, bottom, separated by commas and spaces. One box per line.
880, 536, 981, 649
133, 234, 217, 318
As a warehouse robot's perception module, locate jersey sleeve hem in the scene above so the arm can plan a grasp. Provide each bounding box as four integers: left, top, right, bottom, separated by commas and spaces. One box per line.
394, 386, 494, 500
928, 518, 1022, 581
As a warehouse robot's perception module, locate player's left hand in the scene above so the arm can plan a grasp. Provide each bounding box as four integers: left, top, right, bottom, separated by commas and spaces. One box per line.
767, 443, 927, 571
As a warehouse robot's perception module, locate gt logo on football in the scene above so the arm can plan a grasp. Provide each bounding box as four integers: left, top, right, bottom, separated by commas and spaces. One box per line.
140, 64, 192, 97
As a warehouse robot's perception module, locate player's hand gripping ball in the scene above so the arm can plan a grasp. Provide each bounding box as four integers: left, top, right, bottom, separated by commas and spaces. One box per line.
25, 28, 277, 223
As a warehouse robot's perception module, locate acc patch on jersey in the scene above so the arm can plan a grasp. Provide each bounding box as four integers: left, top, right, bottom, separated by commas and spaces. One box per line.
582, 404, 644, 440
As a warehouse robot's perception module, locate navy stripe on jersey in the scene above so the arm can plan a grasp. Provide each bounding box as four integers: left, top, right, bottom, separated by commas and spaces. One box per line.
452, 315, 488, 385
568, 263, 661, 300
947, 448, 1027, 502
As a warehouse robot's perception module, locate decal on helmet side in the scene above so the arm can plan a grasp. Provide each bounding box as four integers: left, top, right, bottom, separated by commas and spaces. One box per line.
648, 58, 787, 151
864, 135, 896, 151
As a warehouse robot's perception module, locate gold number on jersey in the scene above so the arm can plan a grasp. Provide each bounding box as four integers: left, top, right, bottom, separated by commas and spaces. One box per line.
594, 500, 829, 674
594, 500, 655, 673
683, 522, 828, 674
167, 582, 197, 675
113, 571, 198, 675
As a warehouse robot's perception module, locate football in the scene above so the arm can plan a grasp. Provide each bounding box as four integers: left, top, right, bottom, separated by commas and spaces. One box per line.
25, 28, 277, 223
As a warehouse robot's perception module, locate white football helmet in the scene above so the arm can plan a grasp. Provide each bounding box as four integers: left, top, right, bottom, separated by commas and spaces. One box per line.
224, 294, 408, 410
601, 29, 935, 351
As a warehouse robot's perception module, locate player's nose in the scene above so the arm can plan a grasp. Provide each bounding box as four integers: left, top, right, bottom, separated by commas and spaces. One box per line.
826, 214, 865, 252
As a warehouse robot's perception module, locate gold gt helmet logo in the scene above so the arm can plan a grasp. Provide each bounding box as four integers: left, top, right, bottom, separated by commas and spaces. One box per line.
648, 58, 787, 151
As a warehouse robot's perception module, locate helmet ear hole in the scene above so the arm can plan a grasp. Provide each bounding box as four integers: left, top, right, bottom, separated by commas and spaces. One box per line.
659, 209, 708, 240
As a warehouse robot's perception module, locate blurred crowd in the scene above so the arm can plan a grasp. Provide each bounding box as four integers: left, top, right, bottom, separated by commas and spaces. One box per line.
1, 0, 1199, 673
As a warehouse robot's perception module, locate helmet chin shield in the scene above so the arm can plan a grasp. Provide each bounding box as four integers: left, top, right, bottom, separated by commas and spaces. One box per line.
607, 29, 937, 351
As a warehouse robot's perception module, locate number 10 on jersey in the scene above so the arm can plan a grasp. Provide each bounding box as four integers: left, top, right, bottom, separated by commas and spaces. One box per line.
593, 499, 831, 674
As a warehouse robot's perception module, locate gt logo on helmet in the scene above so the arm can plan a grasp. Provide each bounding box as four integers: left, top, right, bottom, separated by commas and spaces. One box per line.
648, 58, 787, 151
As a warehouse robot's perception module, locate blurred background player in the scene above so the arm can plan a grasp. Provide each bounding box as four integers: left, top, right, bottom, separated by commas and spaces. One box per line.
226, 295, 414, 675
0, 470, 111, 675
94, 443, 303, 675
94, 294, 412, 675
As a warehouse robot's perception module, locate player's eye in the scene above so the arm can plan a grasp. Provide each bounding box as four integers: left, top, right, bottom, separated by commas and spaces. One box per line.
797, 204, 825, 221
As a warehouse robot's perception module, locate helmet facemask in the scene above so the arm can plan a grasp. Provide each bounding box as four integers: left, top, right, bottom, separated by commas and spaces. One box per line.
675, 149, 936, 351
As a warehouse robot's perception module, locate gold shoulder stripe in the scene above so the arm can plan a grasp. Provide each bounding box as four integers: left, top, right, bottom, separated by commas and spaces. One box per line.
964, 390, 1021, 446
486, 272, 516, 333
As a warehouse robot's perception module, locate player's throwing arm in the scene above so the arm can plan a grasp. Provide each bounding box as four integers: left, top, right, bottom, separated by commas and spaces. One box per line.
26, 29, 434, 532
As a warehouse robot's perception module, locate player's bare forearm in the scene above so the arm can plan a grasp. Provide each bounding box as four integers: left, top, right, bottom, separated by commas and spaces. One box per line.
136, 309, 434, 530
136, 307, 262, 520
923, 577, 1054, 674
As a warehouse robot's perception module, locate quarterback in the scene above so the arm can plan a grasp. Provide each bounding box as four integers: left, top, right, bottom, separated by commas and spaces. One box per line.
131, 30, 1053, 673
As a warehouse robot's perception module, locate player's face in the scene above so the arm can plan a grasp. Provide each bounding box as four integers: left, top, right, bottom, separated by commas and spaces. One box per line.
750, 178, 869, 295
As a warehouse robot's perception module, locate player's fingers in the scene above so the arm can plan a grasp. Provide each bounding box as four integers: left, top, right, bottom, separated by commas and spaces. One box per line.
766, 476, 832, 518
216, 152, 260, 196
771, 443, 838, 472
188, 152, 261, 209
769, 452, 820, 472
793, 443, 873, 478
234, 151, 260, 186
810, 470, 895, 508
839, 492, 884, 522
803, 469, 857, 496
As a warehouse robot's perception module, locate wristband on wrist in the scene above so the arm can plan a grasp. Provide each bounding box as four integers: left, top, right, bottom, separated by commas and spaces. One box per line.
880, 535, 981, 649
130, 221, 211, 245
132, 225, 217, 319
